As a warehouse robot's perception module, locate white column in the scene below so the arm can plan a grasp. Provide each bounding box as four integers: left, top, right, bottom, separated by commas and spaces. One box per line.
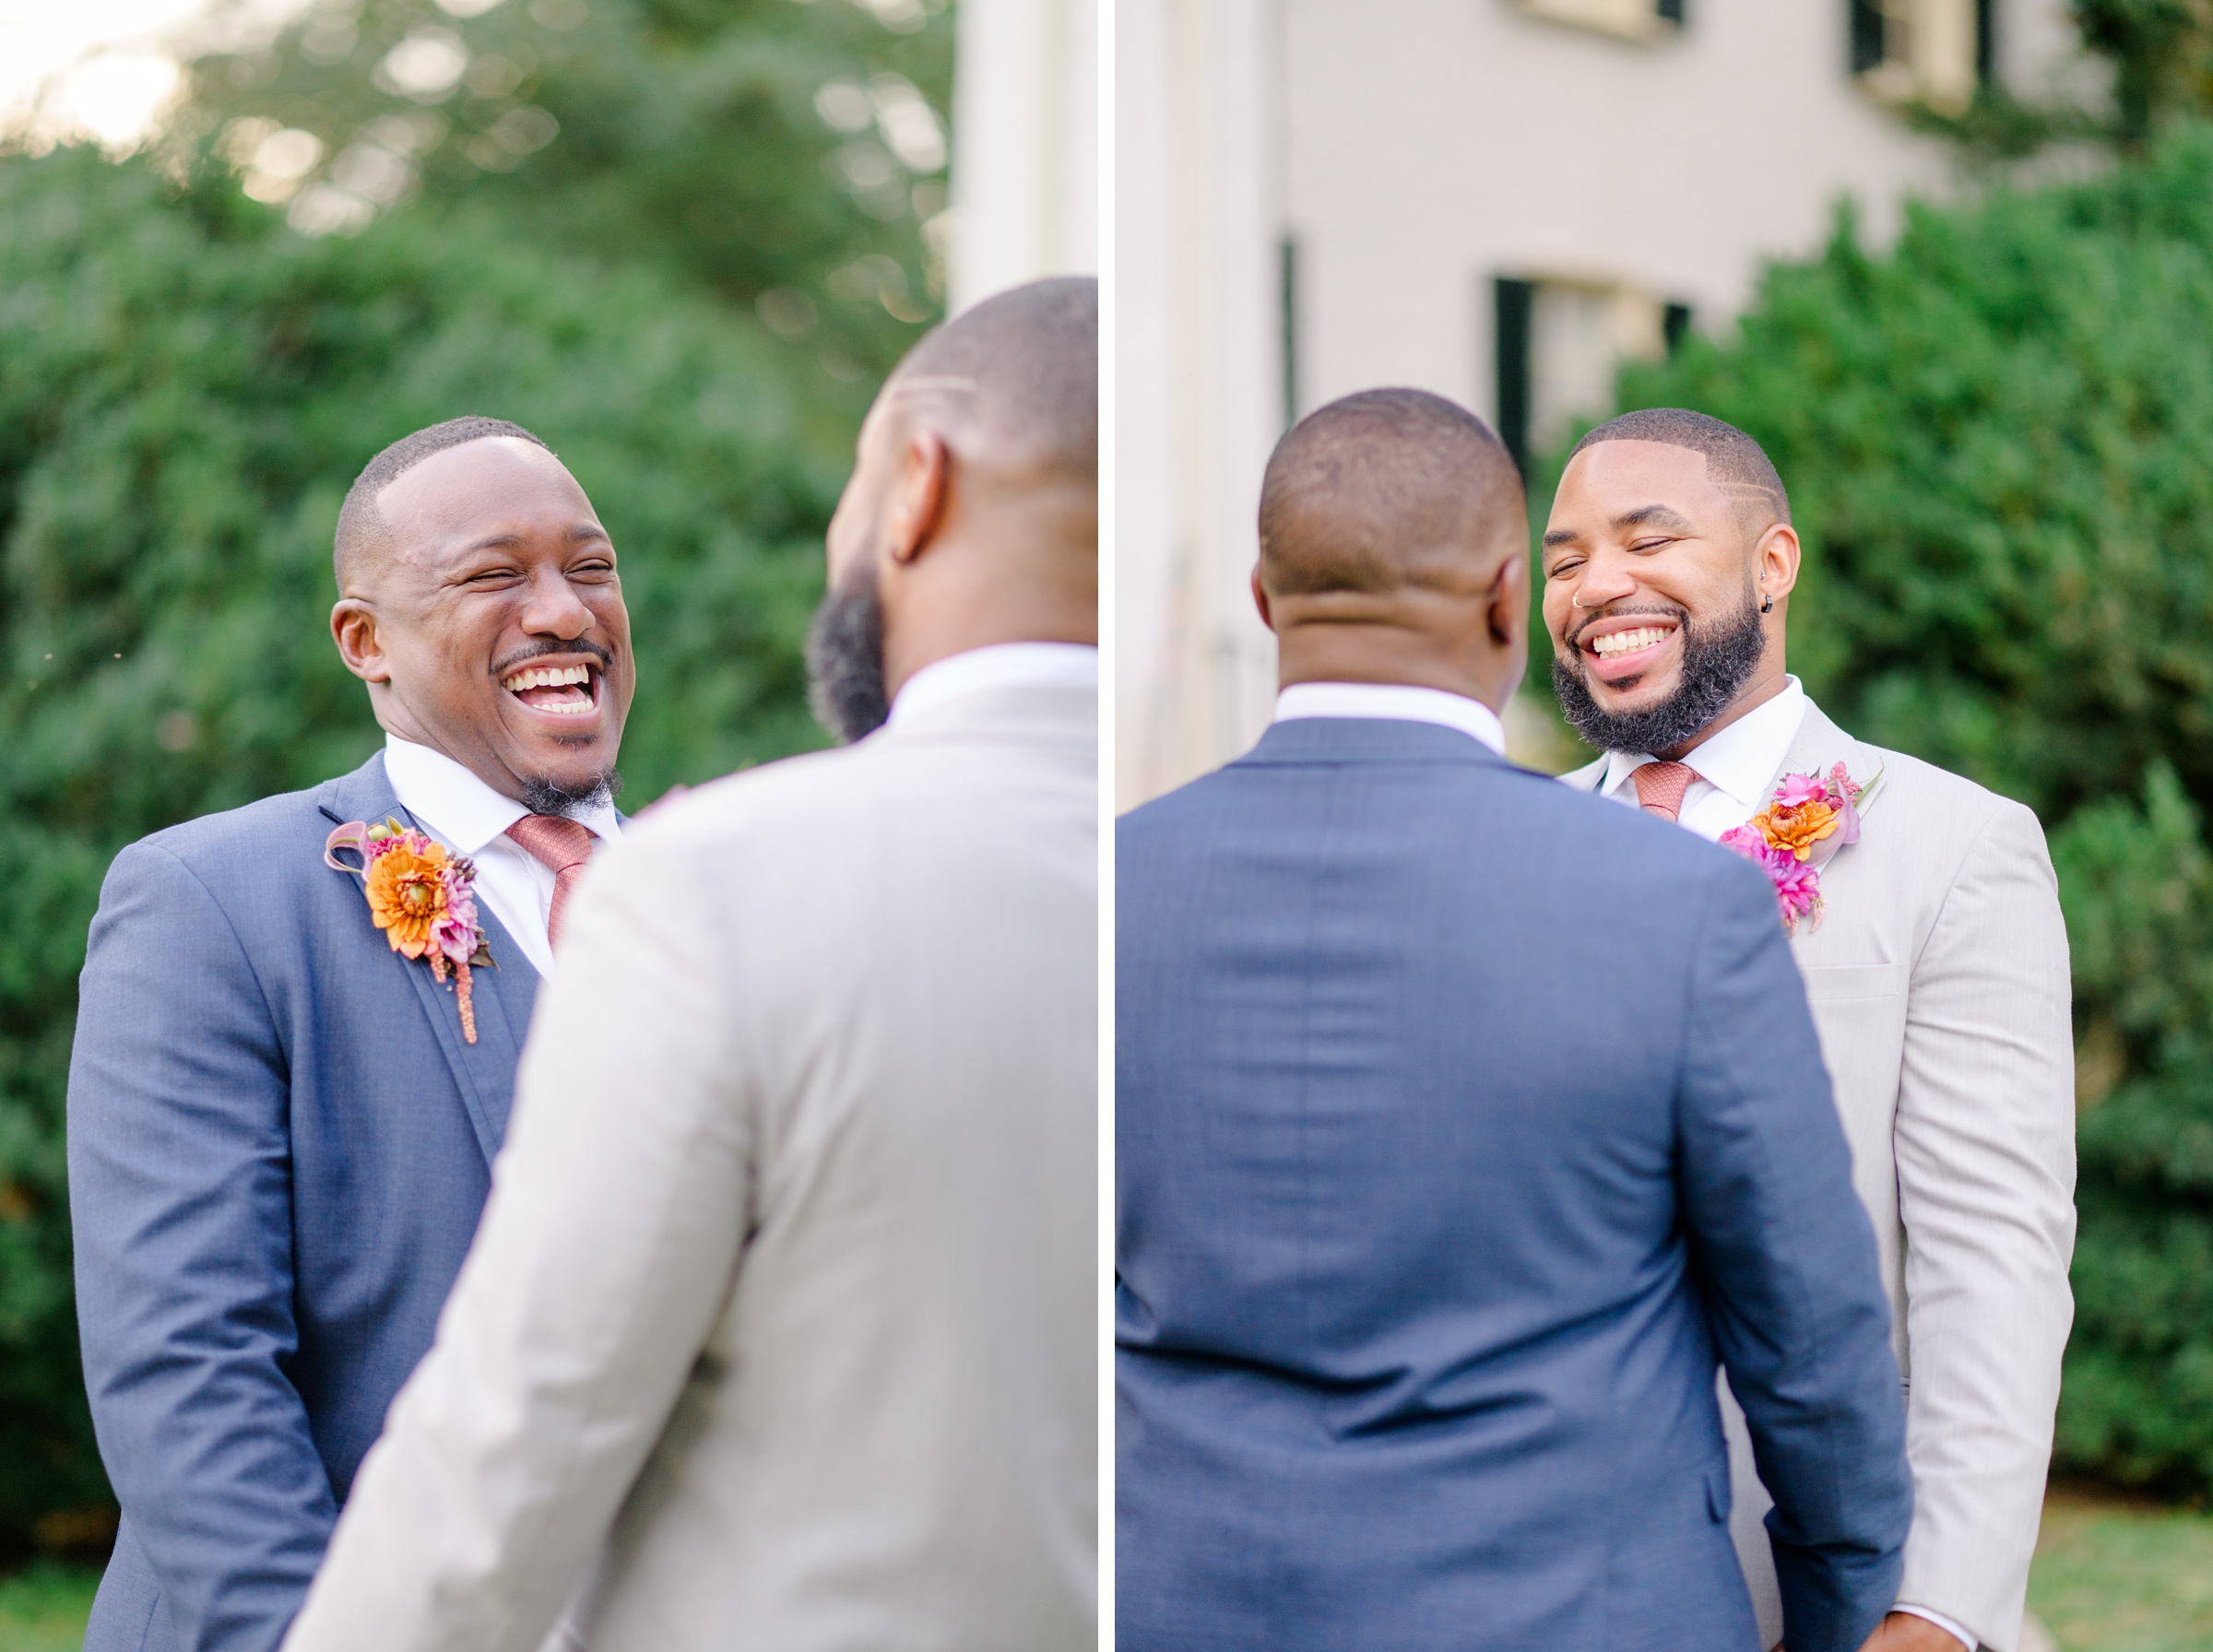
1116, 0, 1283, 809
949, 0, 1101, 311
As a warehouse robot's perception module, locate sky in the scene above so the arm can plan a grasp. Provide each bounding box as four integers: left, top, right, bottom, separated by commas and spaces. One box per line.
0, 0, 300, 148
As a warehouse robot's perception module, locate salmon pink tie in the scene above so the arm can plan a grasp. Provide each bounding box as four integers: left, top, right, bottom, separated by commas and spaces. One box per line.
504, 814, 597, 948
1632, 761, 1698, 823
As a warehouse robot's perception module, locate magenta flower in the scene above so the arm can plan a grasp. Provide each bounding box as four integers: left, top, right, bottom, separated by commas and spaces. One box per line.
1773, 772, 1828, 808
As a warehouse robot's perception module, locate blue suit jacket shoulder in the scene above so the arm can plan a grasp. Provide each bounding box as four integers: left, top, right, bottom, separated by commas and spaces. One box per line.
69, 754, 540, 1652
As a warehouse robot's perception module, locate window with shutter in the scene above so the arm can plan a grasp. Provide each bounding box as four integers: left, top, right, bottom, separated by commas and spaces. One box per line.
1852, 0, 1992, 112
1510, 0, 1684, 46
1491, 276, 1685, 476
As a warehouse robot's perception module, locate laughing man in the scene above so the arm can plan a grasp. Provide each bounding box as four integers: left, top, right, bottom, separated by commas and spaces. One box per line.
1544, 408, 2076, 1652
68, 417, 633, 1652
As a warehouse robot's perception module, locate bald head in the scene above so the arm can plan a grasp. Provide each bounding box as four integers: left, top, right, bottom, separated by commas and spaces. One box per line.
1570, 407, 1789, 538
335, 416, 551, 592
885, 276, 1096, 482
1258, 389, 1523, 599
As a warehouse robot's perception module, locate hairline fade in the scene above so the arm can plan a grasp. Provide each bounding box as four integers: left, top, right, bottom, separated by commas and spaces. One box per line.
334, 416, 552, 592
882, 276, 1096, 483
1568, 407, 1791, 531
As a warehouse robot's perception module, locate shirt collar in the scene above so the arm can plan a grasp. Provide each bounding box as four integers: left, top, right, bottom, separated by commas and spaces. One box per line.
1597, 677, 1809, 807
887, 642, 1099, 728
383, 734, 622, 854
1272, 681, 1508, 756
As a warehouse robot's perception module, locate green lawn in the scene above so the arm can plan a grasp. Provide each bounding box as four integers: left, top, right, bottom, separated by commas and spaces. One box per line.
1, 1492, 2207, 1649
2030, 1489, 2213, 1652
0, 1563, 99, 1652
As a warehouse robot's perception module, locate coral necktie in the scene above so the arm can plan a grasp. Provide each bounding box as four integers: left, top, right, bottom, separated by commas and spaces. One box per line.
504, 814, 597, 948
1632, 761, 1698, 823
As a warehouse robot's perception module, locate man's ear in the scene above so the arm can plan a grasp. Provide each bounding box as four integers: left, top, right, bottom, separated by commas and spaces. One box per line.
331, 600, 390, 685
1486, 550, 1527, 650
886, 430, 953, 566
1249, 567, 1276, 633
1756, 522, 1803, 606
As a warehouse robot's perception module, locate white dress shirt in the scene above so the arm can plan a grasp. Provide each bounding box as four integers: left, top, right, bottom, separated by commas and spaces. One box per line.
1592, 678, 1974, 1652
1272, 680, 1508, 755
1592, 677, 1809, 841
383, 735, 622, 980
889, 641, 1099, 727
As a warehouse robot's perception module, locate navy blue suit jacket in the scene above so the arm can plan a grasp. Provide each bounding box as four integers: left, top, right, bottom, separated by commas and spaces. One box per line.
1117, 718, 1911, 1652
68, 753, 541, 1652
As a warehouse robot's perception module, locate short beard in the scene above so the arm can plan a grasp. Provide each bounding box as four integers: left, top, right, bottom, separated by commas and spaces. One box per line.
805, 561, 890, 745
1552, 592, 1767, 757
521, 770, 619, 818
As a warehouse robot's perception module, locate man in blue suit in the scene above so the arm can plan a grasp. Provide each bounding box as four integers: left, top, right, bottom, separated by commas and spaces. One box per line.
1117, 389, 1912, 1652
68, 416, 635, 1652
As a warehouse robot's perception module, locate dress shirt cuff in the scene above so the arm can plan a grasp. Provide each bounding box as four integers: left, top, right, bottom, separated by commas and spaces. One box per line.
1894, 1603, 1975, 1648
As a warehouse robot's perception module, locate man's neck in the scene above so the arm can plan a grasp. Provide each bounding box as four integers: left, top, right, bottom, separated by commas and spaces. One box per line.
1655, 660, 1790, 761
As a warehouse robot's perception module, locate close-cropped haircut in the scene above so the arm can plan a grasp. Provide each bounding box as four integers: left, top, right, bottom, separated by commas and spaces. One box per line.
1257, 388, 1522, 597
1569, 407, 1791, 531
890, 276, 1096, 482
333, 416, 551, 591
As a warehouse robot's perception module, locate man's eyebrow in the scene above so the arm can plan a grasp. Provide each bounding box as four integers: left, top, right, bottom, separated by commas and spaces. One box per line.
1541, 527, 1581, 549
1613, 503, 1697, 535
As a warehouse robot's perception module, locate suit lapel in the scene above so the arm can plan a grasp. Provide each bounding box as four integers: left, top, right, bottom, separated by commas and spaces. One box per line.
1767, 701, 1889, 820
315, 752, 539, 1165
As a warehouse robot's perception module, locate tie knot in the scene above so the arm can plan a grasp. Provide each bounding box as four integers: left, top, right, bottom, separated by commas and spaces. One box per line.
1632, 761, 1698, 823
505, 813, 596, 874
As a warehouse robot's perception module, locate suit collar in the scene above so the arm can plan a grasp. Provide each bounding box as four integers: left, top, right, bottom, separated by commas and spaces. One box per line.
315, 749, 536, 1162
1236, 715, 1515, 769
1770, 699, 1890, 819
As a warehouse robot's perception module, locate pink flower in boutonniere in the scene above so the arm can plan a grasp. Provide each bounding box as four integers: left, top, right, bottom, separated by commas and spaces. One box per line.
1722, 765, 1871, 936
325, 818, 492, 1043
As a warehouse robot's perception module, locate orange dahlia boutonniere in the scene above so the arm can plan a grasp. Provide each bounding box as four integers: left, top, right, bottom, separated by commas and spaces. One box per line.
325, 818, 491, 1042
1718, 762, 1871, 937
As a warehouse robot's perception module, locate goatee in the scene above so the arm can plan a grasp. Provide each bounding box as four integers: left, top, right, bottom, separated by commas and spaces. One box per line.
521, 770, 620, 818
1553, 593, 1767, 757
805, 562, 890, 745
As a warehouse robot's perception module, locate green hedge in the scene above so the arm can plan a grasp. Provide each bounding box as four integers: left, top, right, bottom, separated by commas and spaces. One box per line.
0, 146, 846, 1552
1599, 124, 2213, 1496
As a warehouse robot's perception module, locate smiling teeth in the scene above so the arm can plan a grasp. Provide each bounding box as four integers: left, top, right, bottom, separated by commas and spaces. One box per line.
1592, 626, 1675, 658
501, 664, 593, 692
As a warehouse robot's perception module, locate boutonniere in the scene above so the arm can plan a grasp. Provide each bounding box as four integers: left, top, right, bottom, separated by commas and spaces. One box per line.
325, 818, 491, 1043
1719, 762, 1871, 937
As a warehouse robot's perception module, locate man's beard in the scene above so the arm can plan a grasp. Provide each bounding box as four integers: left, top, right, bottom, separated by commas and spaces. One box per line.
521, 770, 619, 818
1552, 592, 1767, 756
805, 561, 890, 745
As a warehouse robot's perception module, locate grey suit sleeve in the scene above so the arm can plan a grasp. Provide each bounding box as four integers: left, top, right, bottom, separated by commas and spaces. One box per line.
1674, 857, 1913, 1652
280, 827, 752, 1652
1892, 801, 2076, 1647
68, 844, 337, 1652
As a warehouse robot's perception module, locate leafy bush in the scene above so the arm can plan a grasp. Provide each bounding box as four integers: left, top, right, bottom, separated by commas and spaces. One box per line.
0, 144, 846, 1553
176, 0, 953, 378
1600, 124, 2213, 1494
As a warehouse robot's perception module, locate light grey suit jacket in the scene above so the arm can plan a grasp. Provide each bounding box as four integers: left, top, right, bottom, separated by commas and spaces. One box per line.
279, 683, 1098, 1652
1565, 700, 2076, 1652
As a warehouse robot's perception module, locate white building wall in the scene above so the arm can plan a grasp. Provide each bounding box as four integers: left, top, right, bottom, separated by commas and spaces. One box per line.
950, 0, 1101, 312
1116, 0, 1284, 808
1284, 0, 2071, 428
1118, 0, 2093, 808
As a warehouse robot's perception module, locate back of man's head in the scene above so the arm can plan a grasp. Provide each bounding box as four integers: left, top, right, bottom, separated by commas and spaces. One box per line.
891, 275, 1096, 486
1259, 389, 1522, 597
